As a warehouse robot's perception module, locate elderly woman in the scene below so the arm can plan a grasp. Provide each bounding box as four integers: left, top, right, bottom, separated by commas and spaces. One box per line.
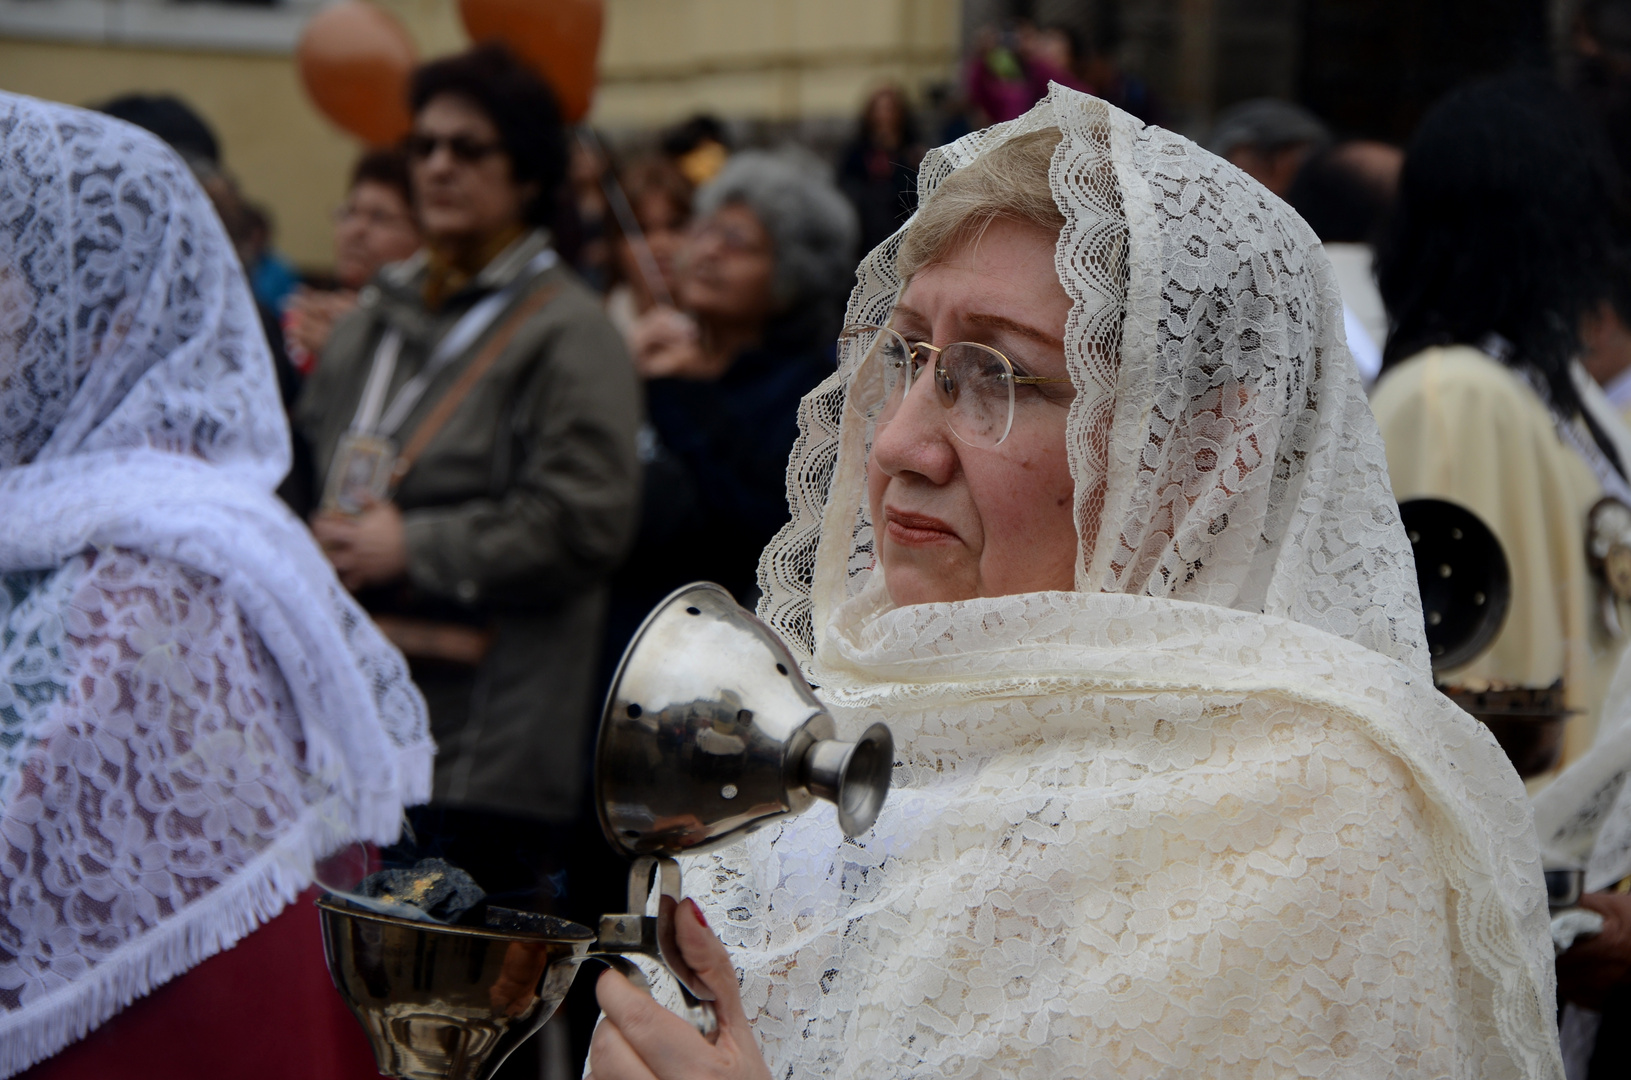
587, 88, 1562, 1079
0, 93, 430, 1077
625, 152, 857, 604
298, 44, 640, 913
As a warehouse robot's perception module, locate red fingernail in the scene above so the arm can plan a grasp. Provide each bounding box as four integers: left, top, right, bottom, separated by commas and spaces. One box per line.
688, 899, 709, 929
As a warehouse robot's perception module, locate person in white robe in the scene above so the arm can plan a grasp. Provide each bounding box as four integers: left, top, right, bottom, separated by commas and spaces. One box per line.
1371, 76, 1631, 769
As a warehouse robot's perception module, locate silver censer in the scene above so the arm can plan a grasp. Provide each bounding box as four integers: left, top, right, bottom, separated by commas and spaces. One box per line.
317, 582, 894, 1079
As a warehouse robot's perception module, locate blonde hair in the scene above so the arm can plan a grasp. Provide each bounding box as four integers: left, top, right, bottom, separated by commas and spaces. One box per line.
896, 128, 1065, 279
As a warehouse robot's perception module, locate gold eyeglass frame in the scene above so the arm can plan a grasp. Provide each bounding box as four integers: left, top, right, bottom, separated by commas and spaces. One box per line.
845, 322, 1074, 447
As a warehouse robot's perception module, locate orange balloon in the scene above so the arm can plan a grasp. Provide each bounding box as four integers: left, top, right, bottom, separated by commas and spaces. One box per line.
297, 1, 417, 146
458, 0, 603, 123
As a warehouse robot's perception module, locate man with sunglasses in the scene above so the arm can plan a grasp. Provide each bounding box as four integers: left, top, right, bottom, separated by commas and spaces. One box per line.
297, 44, 641, 940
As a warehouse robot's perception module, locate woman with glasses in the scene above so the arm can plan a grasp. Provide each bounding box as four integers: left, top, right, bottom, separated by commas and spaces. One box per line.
295, 43, 640, 941
284, 149, 422, 375
586, 90, 1561, 1080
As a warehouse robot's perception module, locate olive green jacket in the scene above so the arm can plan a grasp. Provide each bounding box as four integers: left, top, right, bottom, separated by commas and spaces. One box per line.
298, 230, 641, 821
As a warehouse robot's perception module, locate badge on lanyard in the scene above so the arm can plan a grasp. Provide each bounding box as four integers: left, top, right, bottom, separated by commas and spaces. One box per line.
321, 432, 398, 514
320, 248, 561, 516
1587, 496, 1631, 634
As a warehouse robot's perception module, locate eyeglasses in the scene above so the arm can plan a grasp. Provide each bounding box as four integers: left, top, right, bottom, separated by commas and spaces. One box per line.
404, 133, 504, 164
842, 323, 1073, 448
688, 220, 770, 256
332, 204, 414, 230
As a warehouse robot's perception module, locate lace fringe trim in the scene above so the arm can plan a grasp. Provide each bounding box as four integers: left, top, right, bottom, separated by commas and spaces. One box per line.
0, 754, 424, 1080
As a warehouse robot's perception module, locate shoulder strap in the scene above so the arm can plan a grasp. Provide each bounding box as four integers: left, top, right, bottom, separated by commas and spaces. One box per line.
388, 282, 560, 489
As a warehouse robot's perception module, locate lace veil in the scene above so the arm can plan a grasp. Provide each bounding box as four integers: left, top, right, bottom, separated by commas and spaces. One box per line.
1532, 639, 1631, 891
676, 86, 1561, 1078
0, 92, 431, 1073
760, 89, 1427, 673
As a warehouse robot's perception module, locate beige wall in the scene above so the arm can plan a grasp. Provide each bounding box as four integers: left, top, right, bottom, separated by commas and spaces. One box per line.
596, 0, 957, 122
0, 38, 360, 268
0, 0, 959, 268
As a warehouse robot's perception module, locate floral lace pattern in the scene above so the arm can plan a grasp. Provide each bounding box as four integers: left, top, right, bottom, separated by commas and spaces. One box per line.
1, 550, 312, 1006
0, 93, 431, 1075
757, 89, 1425, 675
0, 94, 287, 484
740, 86, 1559, 1078
1533, 644, 1631, 893
687, 589, 1558, 1078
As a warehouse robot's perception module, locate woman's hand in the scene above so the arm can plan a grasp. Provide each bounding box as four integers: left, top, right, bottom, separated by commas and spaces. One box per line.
311, 497, 409, 591
286, 286, 358, 358
629, 306, 709, 380
1557, 891, 1631, 1010
587, 898, 771, 1080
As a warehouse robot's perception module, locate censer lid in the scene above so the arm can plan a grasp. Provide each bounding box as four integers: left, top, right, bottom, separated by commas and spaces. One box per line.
1399, 498, 1511, 673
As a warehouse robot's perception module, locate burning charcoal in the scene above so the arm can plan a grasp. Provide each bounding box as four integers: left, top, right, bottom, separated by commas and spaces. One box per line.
358, 857, 486, 922
485, 906, 589, 938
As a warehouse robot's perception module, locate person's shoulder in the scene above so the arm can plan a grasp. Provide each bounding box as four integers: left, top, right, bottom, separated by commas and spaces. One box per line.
528, 262, 610, 321
505, 265, 637, 390
1372, 345, 1550, 426
315, 297, 383, 375
514, 263, 630, 353
1376, 343, 1507, 385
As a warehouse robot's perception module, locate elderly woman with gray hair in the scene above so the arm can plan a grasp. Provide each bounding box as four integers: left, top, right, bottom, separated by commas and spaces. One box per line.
624, 150, 859, 605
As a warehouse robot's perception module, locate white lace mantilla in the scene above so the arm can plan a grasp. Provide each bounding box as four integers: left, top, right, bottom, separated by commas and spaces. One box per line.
0, 92, 432, 1075
689, 589, 1555, 1078
758, 89, 1426, 676
723, 86, 1560, 1078
1533, 643, 1631, 892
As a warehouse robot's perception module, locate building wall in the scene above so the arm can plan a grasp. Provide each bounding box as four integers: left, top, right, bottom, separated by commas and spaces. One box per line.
0, 37, 359, 268
0, 0, 959, 268
597, 0, 957, 124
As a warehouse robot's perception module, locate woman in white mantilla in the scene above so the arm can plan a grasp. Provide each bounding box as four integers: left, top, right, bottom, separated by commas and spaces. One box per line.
587, 87, 1562, 1079
0, 93, 431, 1076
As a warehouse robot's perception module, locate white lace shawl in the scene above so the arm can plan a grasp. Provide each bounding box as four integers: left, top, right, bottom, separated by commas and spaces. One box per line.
676, 87, 1561, 1078
0, 92, 432, 1074
1532, 644, 1631, 892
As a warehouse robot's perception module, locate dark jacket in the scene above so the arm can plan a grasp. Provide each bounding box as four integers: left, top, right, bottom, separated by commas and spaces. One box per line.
297, 230, 642, 821
604, 307, 834, 667
838, 140, 921, 259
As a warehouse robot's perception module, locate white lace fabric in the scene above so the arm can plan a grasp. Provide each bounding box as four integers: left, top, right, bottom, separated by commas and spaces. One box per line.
709, 86, 1560, 1078
1533, 641, 1631, 893
0, 92, 432, 1075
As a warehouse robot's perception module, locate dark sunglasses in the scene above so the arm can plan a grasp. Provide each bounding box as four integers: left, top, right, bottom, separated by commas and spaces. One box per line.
404, 133, 504, 164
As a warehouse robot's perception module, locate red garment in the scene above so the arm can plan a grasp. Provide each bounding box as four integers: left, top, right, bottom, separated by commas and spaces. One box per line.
20, 888, 381, 1080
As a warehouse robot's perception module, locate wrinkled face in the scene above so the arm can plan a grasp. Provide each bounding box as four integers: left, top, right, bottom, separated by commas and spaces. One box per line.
867, 218, 1079, 606
409, 94, 534, 246
676, 202, 778, 324
334, 180, 420, 289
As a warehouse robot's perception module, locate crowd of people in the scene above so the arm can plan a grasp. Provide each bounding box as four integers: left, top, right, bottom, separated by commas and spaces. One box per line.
9, 5, 1631, 1080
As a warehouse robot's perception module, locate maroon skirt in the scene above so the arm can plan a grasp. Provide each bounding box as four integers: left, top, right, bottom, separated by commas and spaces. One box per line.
20, 887, 380, 1080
